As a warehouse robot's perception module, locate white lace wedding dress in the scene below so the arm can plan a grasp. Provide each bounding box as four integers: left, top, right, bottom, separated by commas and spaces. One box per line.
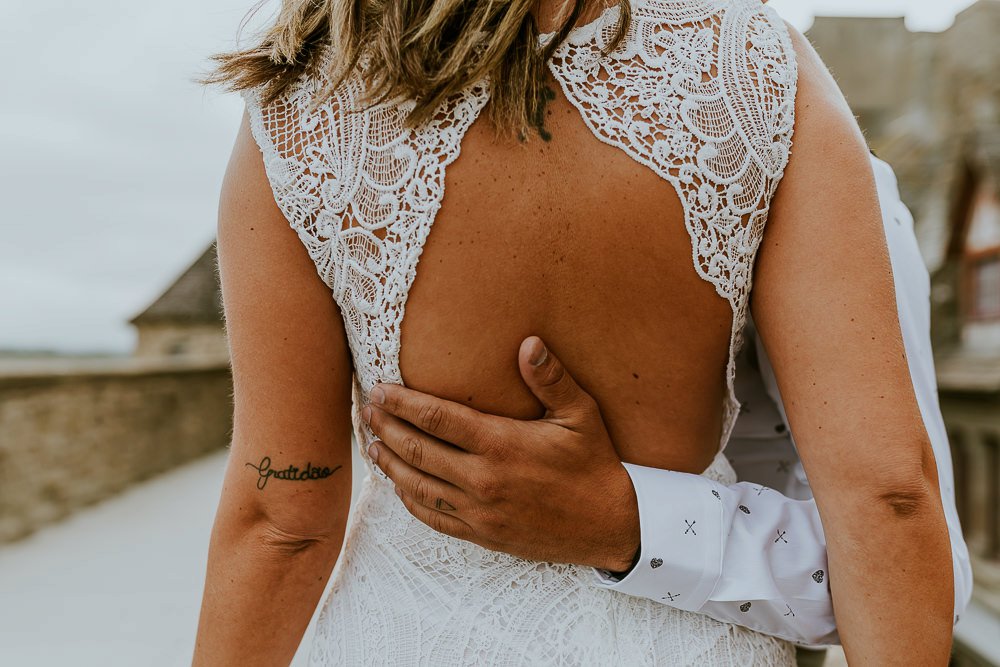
242, 0, 798, 663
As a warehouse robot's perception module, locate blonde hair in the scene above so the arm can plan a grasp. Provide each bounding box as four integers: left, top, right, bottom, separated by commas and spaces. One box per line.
204, 0, 630, 140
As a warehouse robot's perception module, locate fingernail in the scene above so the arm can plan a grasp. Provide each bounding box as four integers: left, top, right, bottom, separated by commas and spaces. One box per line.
371, 386, 386, 405
394, 486, 403, 498
368, 442, 379, 463
530, 342, 548, 367
361, 406, 372, 424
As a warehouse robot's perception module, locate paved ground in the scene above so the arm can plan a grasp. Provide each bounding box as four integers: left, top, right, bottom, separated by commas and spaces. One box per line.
0, 451, 272, 666
0, 450, 848, 666
0, 450, 350, 666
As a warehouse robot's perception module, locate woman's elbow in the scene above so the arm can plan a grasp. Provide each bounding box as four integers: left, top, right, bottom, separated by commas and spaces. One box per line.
212, 493, 350, 561
873, 480, 938, 520
253, 519, 344, 558
866, 459, 942, 522
847, 435, 944, 520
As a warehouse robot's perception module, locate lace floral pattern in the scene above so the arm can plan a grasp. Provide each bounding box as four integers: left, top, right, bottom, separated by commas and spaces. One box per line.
243, 0, 798, 663
545, 0, 797, 452
244, 69, 490, 402
308, 455, 796, 666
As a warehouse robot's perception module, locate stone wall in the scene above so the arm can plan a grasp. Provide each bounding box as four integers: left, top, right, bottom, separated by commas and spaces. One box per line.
0, 355, 233, 543
133, 322, 229, 359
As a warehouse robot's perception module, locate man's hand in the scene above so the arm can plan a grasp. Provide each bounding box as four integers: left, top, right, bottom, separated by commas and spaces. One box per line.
361, 336, 641, 572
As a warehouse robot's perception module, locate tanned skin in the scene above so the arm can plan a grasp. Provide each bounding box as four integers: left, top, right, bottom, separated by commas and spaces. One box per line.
192, 112, 355, 666
364, 20, 954, 667
194, 6, 953, 665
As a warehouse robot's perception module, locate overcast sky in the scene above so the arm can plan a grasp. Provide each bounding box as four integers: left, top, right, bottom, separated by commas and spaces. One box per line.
0, 0, 981, 354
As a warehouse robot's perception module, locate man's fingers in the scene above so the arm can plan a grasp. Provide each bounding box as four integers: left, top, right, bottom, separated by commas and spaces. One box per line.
518, 336, 598, 424
370, 439, 466, 514
395, 487, 476, 542
370, 383, 496, 454
365, 405, 473, 486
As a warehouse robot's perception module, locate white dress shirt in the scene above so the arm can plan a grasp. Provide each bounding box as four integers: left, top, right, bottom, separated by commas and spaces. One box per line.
591, 155, 974, 647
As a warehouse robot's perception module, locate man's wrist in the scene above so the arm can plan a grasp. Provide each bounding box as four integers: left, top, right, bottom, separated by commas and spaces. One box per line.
604, 543, 641, 579
590, 462, 725, 612
598, 462, 641, 572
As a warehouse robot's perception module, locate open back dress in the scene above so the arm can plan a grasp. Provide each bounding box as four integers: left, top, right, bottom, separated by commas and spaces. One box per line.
242, 0, 799, 663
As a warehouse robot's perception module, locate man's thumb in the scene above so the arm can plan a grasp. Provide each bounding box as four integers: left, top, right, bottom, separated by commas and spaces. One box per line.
519, 336, 594, 420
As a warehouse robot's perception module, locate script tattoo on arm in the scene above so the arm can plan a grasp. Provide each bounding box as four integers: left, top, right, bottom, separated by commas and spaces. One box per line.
245, 456, 343, 491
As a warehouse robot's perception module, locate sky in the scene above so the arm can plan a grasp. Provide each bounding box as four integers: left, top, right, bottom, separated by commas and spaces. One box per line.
0, 0, 981, 354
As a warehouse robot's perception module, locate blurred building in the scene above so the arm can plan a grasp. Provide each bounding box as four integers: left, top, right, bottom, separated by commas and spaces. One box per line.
809, 3, 1000, 664
0, 243, 232, 544
129, 243, 228, 358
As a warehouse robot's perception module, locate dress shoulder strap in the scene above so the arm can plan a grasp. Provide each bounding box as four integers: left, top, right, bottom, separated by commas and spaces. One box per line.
548, 0, 797, 304
241, 51, 490, 392
546, 0, 798, 450
242, 0, 798, 454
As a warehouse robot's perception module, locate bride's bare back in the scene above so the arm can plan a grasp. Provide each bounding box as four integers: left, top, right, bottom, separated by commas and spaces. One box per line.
230, 1, 800, 485
403, 75, 732, 473
197, 0, 958, 658
202, 0, 957, 661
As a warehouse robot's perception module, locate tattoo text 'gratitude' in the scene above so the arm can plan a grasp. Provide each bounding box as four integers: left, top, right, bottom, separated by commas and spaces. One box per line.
245, 456, 342, 490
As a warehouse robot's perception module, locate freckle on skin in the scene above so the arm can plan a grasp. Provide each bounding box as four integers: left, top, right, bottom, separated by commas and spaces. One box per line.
632, 372, 639, 379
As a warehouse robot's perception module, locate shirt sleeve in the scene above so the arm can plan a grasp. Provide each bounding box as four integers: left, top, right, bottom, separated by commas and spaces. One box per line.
592, 463, 838, 646
589, 154, 973, 647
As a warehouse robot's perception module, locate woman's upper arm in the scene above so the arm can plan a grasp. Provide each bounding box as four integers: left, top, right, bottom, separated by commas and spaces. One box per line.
750, 26, 938, 506
213, 110, 355, 541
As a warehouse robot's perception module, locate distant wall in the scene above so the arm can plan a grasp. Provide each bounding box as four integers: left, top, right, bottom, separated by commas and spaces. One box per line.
133, 323, 229, 359
0, 355, 233, 543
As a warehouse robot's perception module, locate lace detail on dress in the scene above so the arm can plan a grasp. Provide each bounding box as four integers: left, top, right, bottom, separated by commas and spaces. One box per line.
245, 0, 796, 466
242, 0, 798, 663
308, 450, 797, 666
243, 59, 491, 403
545, 0, 797, 453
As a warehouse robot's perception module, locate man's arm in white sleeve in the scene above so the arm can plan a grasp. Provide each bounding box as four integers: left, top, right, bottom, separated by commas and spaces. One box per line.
593, 459, 837, 646
591, 153, 972, 647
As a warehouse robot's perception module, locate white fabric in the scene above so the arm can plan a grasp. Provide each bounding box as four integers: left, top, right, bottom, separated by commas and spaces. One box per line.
311, 454, 797, 665
243, 0, 799, 663
593, 154, 974, 647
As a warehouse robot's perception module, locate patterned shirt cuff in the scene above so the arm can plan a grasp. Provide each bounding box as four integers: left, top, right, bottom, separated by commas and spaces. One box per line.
591, 462, 725, 612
